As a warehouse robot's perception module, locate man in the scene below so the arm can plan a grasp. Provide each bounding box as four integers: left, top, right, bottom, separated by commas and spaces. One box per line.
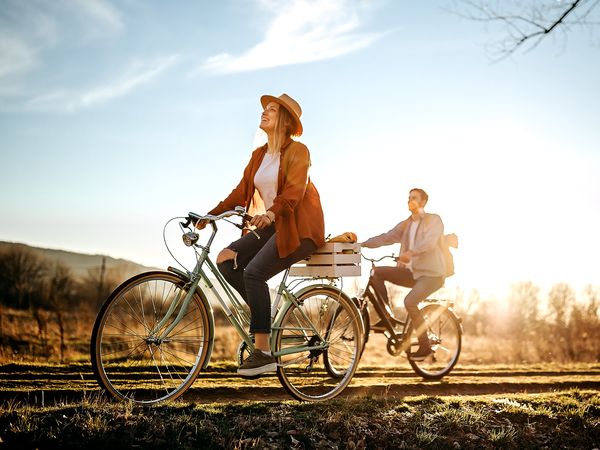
361, 188, 451, 361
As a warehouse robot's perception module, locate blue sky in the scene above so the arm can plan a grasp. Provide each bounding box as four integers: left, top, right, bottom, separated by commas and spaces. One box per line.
1, 0, 599, 298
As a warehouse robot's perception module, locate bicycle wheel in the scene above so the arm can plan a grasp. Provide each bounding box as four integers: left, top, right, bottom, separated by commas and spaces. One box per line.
407, 304, 461, 380
91, 271, 212, 404
274, 287, 362, 401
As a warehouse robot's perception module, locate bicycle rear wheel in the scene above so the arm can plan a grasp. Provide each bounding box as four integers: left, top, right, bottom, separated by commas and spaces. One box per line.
274, 287, 362, 401
407, 303, 462, 380
90, 271, 212, 404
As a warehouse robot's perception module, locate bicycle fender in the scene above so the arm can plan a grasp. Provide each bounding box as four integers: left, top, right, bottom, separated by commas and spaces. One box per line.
292, 283, 354, 304
420, 303, 464, 334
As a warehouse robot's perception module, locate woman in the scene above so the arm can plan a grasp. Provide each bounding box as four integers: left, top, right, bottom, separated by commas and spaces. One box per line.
200, 93, 325, 377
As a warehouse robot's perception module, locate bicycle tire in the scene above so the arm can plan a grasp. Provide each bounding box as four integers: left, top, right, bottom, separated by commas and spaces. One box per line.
274, 286, 362, 401
406, 304, 462, 380
90, 271, 212, 404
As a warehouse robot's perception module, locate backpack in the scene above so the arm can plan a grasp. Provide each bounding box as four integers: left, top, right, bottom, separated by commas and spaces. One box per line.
440, 233, 458, 277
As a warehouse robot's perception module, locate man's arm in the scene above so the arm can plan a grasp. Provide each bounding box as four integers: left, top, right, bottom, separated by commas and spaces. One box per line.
361, 220, 406, 249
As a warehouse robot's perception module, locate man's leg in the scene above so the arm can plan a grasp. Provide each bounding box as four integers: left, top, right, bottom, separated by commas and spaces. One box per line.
404, 276, 445, 359
370, 266, 415, 313
368, 266, 415, 330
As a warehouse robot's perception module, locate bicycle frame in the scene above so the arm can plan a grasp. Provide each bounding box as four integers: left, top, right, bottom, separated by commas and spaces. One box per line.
152, 218, 339, 368
361, 277, 411, 339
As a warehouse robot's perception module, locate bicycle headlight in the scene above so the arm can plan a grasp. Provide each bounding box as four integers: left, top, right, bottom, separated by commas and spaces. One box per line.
182, 232, 199, 247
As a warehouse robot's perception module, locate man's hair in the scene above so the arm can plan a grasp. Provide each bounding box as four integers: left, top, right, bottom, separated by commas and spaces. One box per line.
410, 188, 429, 205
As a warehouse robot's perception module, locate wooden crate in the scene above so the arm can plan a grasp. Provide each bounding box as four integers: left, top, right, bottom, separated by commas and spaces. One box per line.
289, 242, 361, 277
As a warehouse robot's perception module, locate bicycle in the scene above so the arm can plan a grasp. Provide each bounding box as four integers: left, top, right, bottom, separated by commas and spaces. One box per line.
354, 254, 462, 380
90, 206, 363, 404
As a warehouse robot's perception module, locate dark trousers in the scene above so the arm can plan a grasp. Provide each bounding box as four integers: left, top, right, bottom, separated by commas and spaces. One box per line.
217, 224, 317, 333
370, 266, 444, 345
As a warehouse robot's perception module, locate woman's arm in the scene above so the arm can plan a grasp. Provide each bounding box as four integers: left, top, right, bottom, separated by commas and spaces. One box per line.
207, 151, 256, 216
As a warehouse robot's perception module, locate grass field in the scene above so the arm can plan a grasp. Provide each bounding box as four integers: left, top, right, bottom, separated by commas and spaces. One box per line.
1, 389, 598, 449
0, 361, 599, 449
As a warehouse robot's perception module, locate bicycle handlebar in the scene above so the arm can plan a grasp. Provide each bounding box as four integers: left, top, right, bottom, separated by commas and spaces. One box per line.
180, 206, 252, 229
360, 253, 397, 263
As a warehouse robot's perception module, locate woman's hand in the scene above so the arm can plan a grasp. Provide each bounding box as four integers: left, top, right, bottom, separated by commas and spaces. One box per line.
194, 219, 209, 230
250, 211, 275, 229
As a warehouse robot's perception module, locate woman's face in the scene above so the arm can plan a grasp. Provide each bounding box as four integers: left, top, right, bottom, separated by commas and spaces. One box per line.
260, 101, 280, 134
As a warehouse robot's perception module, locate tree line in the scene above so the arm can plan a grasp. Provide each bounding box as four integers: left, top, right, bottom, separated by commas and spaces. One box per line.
1, 246, 598, 363
457, 281, 600, 363
0, 247, 125, 362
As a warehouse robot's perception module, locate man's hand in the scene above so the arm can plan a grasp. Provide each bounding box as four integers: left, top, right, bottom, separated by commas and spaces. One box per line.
398, 251, 413, 264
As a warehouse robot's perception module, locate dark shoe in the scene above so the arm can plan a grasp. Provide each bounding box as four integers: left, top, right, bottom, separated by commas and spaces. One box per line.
237, 349, 277, 377
408, 346, 433, 361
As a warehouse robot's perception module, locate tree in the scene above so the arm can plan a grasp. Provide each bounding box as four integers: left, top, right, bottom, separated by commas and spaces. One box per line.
507, 281, 541, 361
46, 262, 75, 362
548, 283, 576, 360
452, 0, 600, 59
0, 247, 47, 309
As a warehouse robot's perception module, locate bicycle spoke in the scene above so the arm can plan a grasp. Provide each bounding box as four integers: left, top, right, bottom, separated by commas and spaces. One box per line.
92, 274, 209, 404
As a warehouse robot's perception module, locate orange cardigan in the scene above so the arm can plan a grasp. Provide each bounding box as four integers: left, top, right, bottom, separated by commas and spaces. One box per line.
208, 139, 325, 258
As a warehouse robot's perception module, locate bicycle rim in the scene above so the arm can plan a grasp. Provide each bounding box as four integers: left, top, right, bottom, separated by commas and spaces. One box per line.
407, 304, 461, 379
91, 272, 210, 404
275, 287, 362, 401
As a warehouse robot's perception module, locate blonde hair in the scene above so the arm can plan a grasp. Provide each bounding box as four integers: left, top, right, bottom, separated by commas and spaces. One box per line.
269, 105, 296, 153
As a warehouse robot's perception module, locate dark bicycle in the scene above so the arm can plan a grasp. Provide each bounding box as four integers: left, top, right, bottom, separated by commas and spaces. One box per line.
354, 254, 462, 380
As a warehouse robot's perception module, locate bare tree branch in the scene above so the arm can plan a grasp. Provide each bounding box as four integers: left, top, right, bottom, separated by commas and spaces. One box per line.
450, 0, 600, 60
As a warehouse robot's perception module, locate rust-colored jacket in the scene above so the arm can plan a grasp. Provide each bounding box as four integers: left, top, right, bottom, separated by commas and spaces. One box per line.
208, 139, 325, 258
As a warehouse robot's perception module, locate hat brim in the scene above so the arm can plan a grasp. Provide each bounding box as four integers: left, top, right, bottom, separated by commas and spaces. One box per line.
260, 95, 303, 136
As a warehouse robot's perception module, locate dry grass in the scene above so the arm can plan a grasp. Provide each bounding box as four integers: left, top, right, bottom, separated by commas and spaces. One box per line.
0, 389, 598, 449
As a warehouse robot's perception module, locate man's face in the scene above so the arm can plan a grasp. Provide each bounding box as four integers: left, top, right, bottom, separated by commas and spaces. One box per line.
407, 191, 424, 213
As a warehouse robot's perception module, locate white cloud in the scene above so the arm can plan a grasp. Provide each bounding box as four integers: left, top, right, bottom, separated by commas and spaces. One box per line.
67, 0, 123, 33
198, 0, 385, 74
26, 55, 180, 112
0, 0, 121, 98
0, 32, 38, 79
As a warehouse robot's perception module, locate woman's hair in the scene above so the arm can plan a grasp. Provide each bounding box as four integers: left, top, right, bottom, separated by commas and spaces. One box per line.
269, 105, 296, 153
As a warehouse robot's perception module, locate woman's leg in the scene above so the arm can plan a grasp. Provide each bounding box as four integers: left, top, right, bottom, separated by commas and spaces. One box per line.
237, 235, 316, 376
216, 225, 276, 301
243, 236, 317, 351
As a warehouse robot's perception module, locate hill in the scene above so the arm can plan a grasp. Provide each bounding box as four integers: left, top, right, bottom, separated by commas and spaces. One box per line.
0, 241, 158, 280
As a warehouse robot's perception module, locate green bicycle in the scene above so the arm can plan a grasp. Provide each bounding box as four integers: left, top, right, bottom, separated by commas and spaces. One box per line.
90, 207, 363, 404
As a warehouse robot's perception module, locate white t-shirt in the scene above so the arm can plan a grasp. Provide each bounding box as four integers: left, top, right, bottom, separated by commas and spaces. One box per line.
407, 218, 420, 272
253, 151, 280, 210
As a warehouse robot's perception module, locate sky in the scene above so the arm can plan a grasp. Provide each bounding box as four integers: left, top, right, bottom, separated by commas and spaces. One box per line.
1, 0, 599, 299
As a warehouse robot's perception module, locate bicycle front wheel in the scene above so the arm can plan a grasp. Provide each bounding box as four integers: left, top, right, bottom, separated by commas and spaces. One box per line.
90, 271, 212, 404
274, 287, 362, 401
407, 303, 462, 380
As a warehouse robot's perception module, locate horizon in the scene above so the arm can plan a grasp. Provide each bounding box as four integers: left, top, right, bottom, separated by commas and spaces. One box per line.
1, 1, 598, 300
1, 238, 597, 303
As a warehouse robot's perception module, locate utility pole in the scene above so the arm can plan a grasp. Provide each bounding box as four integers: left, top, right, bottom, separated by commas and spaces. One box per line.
97, 256, 106, 308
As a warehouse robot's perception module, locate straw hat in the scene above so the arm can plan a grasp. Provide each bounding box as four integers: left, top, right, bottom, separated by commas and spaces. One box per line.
260, 93, 303, 136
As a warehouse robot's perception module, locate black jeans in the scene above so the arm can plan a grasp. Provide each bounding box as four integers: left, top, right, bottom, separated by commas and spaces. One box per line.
370, 266, 444, 345
217, 224, 317, 333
